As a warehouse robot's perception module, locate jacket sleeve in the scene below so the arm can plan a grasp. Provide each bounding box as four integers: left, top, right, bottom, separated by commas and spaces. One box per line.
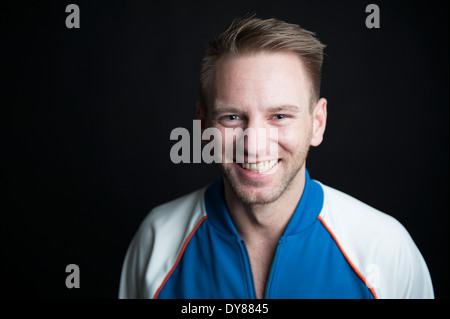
378, 225, 434, 299
118, 226, 152, 299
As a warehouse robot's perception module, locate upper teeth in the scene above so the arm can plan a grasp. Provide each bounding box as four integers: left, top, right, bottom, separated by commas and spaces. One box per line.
240, 160, 278, 173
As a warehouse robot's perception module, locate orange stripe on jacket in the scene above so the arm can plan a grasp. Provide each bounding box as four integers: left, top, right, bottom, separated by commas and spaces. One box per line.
318, 215, 378, 299
153, 216, 208, 299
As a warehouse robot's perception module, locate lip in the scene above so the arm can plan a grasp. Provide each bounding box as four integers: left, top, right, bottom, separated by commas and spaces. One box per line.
234, 159, 280, 182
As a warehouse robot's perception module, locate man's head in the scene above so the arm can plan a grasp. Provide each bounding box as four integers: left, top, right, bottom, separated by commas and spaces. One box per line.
197, 17, 327, 205
199, 16, 326, 114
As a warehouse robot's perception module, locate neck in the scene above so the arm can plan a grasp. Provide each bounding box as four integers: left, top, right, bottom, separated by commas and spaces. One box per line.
224, 167, 306, 243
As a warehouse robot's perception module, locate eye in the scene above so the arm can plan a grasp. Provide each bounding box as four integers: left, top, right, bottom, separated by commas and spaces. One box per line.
218, 114, 243, 126
273, 114, 286, 120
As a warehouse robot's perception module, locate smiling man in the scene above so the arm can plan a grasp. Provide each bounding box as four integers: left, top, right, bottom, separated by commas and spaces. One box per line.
119, 17, 433, 299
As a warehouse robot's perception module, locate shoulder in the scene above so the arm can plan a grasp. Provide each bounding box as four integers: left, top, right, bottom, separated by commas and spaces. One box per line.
319, 182, 406, 241
139, 187, 207, 236
119, 187, 208, 299
316, 182, 433, 299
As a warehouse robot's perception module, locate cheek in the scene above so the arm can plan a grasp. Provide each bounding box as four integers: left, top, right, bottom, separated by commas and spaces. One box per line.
276, 124, 312, 154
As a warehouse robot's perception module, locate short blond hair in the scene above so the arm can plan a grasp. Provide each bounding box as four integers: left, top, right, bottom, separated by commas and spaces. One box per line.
199, 16, 326, 113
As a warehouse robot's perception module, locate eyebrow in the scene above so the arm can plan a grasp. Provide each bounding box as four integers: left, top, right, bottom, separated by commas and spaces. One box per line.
212, 106, 242, 116
212, 104, 300, 116
267, 105, 300, 113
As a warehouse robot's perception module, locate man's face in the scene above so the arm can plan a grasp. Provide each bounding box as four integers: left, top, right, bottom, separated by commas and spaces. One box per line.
202, 52, 326, 205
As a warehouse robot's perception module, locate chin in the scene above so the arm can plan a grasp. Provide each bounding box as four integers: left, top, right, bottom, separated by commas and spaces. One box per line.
224, 177, 286, 205
237, 190, 280, 205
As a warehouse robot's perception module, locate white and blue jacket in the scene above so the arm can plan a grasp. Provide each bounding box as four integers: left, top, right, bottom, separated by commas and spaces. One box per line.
119, 170, 433, 299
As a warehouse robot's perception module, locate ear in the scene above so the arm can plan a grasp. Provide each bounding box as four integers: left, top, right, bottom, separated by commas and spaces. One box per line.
310, 98, 327, 147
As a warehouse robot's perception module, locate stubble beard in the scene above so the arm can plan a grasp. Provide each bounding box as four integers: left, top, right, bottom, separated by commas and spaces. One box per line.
218, 139, 312, 206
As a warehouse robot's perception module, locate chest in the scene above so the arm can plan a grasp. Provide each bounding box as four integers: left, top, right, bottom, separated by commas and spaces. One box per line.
244, 240, 279, 299
156, 223, 374, 299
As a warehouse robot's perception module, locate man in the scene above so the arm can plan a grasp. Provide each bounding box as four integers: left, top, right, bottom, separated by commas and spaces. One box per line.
119, 17, 433, 299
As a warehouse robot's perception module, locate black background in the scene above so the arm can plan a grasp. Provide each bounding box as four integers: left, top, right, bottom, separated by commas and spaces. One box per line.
3, 0, 448, 299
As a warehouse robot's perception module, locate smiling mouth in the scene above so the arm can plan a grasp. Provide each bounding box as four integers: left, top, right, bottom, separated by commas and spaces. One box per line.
239, 159, 279, 173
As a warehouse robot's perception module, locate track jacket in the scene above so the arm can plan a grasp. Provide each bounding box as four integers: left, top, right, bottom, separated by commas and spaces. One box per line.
119, 170, 433, 299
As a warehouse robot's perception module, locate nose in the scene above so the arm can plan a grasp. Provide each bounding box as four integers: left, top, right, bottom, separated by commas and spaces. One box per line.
237, 118, 278, 163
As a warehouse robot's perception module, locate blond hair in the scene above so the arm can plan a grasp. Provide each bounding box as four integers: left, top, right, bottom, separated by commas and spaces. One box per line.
199, 16, 326, 113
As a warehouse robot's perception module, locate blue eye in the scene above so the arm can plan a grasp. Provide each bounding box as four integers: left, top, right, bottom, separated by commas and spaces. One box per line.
227, 115, 240, 120
274, 114, 286, 120
218, 114, 242, 127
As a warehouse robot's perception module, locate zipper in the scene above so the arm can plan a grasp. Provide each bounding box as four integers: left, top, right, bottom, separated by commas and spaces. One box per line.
264, 239, 283, 299
239, 239, 257, 299
239, 238, 284, 299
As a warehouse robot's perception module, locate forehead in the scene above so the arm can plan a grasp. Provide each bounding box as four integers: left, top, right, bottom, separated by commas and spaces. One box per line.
212, 52, 310, 112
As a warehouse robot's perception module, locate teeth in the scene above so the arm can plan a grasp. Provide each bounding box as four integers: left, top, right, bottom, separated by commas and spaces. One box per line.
239, 160, 278, 173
